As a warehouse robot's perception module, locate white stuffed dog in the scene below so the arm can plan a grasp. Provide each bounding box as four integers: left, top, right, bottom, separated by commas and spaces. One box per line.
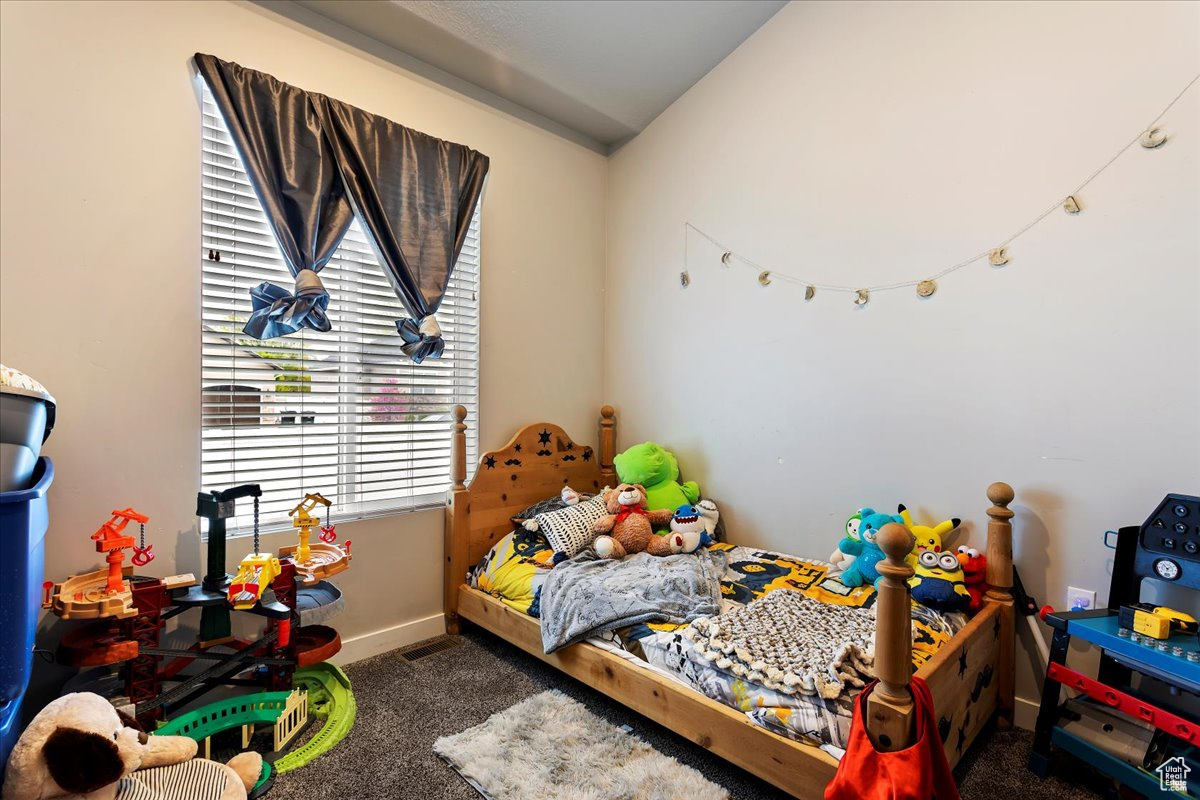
2, 693, 261, 800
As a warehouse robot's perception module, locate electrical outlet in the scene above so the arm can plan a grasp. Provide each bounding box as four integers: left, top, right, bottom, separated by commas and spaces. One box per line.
1067, 586, 1096, 612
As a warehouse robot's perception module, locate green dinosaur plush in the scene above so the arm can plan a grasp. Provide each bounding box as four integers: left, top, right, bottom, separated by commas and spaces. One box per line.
613, 442, 701, 514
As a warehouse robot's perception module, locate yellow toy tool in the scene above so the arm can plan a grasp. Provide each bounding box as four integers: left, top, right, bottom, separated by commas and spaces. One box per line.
227, 552, 282, 611
290, 493, 332, 564
228, 495, 282, 610
1118, 604, 1198, 640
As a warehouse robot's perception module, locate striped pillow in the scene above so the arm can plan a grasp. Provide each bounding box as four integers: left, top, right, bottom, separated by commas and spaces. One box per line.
524, 493, 609, 559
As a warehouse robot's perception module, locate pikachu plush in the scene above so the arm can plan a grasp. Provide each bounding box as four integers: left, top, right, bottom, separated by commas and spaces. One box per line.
898, 504, 959, 554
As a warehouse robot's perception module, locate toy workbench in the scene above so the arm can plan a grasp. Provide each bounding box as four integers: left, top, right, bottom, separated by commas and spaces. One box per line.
1029, 494, 1200, 797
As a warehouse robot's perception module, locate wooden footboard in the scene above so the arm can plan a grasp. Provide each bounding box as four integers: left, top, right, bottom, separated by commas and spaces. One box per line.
919, 602, 1004, 768
443, 405, 1016, 796
456, 586, 840, 794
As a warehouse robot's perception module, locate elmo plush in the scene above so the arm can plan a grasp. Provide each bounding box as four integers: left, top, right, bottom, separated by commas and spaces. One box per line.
955, 545, 988, 613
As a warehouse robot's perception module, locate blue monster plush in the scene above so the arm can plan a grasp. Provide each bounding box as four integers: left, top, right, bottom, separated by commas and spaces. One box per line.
839, 508, 905, 589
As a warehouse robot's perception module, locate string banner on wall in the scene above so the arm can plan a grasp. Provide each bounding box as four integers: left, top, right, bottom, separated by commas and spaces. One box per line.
681, 73, 1199, 305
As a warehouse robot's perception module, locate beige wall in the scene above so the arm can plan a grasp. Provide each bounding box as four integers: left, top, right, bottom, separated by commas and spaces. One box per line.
0, 0, 605, 697
606, 0, 1200, 723
4, 0, 1199, 730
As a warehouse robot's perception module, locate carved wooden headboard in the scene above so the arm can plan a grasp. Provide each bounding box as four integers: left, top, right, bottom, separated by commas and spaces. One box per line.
443, 405, 617, 632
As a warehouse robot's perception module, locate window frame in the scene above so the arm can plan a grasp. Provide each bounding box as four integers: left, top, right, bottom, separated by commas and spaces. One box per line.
199, 91, 480, 536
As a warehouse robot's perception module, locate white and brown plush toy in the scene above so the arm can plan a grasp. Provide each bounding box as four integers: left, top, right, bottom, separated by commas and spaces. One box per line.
592, 483, 676, 558
695, 499, 720, 540
2, 692, 261, 800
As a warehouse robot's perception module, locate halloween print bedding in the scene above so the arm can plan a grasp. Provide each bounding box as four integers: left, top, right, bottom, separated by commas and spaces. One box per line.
468, 534, 966, 750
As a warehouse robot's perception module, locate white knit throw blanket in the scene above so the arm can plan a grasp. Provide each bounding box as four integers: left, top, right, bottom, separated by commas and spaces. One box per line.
682, 589, 876, 699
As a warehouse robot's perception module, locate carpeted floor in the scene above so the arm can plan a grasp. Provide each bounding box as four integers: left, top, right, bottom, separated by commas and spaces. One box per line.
273, 627, 1111, 800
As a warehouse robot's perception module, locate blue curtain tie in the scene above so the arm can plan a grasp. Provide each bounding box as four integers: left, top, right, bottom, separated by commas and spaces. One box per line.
396, 315, 445, 364
243, 269, 331, 339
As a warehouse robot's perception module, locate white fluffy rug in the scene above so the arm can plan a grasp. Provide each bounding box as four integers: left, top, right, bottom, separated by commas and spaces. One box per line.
434, 690, 729, 800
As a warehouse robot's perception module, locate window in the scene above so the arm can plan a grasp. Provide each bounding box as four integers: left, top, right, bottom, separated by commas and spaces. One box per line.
201, 91, 479, 533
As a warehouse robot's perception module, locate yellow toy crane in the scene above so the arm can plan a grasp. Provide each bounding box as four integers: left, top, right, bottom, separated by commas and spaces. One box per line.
289, 493, 332, 564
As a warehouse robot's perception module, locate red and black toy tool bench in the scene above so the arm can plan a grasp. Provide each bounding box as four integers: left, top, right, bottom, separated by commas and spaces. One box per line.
1029, 606, 1200, 795
1028, 494, 1200, 796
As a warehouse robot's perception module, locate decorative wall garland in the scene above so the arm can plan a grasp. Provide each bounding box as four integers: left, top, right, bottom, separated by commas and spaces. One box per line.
681, 73, 1199, 305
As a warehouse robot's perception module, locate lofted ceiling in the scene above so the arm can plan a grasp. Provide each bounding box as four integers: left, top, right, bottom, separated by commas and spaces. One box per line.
265, 0, 787, 152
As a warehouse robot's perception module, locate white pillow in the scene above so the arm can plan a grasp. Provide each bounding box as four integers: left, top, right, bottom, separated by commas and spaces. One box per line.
524, 493, 609, 559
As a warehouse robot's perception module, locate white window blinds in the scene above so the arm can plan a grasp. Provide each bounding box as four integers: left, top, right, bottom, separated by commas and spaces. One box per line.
201, 90, 480, 533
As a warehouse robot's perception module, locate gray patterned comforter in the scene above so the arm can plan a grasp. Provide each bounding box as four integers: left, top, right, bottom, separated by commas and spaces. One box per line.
539, 548, 726, 653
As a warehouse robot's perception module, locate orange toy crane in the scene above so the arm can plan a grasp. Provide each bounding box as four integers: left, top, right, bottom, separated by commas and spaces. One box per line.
90, 508, 149, 594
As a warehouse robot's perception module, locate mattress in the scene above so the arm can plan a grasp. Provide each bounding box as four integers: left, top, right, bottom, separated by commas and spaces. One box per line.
469, 530, 966, 751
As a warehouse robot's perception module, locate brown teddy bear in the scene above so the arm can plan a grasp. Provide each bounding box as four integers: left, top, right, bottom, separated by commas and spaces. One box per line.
592, 483, 677, 558
2, 692, 261, 800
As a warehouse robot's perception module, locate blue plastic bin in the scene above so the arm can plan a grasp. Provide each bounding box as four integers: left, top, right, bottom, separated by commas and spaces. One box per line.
0, 456, 52, 771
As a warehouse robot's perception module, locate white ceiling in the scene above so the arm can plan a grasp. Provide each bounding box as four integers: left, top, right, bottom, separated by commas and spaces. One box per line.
270, 0, 787, 152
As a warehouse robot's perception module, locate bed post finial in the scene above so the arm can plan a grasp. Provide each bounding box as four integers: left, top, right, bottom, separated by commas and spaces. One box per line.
599, 405, 617, 486
984, 482, 1014, 601
984, 481, 1015, 725
867, 522, 917, 752
451, 405, 468, 491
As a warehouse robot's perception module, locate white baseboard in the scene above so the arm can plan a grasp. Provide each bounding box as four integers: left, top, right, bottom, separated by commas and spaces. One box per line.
332, 613, 447, 665
1014, 695, 1040, 731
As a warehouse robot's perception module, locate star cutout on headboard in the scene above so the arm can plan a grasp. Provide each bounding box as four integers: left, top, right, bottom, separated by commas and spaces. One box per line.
538, 429, 551, 445
514, 443, 522, 452
957, 649, 968, 679
484, 455, 496, 469
582, 448, 592, 461
566, 441, 574, 450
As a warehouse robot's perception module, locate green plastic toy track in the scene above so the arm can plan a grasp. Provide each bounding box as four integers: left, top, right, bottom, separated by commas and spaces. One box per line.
155, 692, 289, 793
156, 691, 296, 740
274, 663, 356, 773
252, 760, 272, 796
152, 662, 355, 778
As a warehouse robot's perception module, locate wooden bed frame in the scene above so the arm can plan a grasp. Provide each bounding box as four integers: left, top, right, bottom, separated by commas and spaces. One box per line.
444, 405, 1015, 797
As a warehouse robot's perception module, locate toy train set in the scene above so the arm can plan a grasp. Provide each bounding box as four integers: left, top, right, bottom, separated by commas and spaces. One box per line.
38, 484, 357, 796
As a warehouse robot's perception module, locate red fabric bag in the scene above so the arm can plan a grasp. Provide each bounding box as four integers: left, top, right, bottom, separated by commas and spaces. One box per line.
825, 676, 960, 800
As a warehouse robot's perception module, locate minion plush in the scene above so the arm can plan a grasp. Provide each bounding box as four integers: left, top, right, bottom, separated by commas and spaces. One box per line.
910, 549, 971, 612
898, 504, 960, 554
